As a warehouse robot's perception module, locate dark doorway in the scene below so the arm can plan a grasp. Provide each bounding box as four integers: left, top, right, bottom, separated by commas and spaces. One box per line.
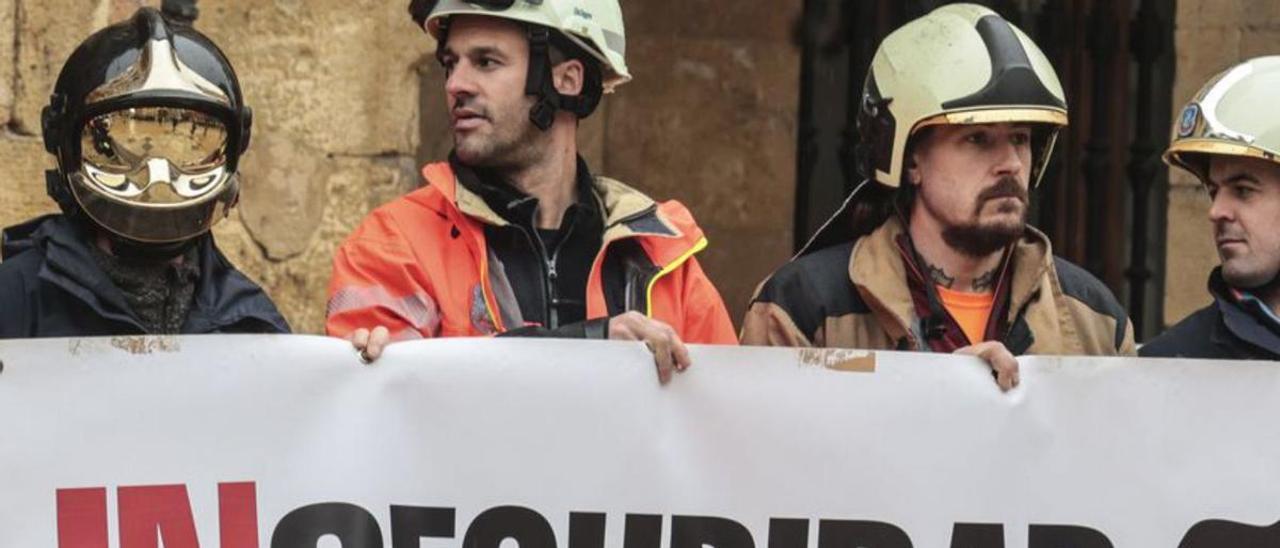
794, 0, 1176, 340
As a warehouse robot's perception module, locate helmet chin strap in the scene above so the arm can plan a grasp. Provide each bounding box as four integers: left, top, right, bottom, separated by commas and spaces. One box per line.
525, 26, 559, 131
46, 170, 78, 216
524, 26, 600, 131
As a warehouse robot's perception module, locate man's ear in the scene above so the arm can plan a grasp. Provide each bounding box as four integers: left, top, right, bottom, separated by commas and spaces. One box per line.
552, 58, 585, 97
905, 154, 923, 187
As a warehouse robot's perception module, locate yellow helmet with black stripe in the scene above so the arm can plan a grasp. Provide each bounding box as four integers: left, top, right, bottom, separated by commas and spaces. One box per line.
856, 4, 1068, 188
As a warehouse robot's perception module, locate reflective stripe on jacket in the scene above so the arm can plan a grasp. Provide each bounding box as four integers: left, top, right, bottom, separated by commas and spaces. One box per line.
327, 162, 737, 344
741, 217, 1137, 355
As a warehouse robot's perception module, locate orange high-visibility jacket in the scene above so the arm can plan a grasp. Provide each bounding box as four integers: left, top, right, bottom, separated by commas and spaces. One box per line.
326, 162, 737, 344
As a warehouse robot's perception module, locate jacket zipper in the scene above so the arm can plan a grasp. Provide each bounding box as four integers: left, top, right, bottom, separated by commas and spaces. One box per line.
525, 204, 581, 330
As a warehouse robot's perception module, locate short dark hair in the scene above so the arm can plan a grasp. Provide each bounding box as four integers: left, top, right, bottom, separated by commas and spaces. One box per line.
547, 30, 604, 92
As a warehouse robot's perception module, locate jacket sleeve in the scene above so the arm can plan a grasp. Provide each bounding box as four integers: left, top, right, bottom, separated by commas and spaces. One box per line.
676, 256, 739, 345
1117, 318, 1137, 356
739, 281, 816, 347
0, 261, 33, 339
326, 212, 441, 341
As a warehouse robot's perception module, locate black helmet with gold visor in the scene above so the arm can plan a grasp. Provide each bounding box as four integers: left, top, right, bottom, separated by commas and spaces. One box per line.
41, 7, 251, 247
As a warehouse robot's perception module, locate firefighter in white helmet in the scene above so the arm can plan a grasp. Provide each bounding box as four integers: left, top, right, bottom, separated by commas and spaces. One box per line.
742, 4, 1136, 389
327, 0, 737, 378
1143, 56, 1280, 359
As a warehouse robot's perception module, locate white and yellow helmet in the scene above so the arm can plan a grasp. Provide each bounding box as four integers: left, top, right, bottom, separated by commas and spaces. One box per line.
410, 0, 630, 91
409, 0, 629, 129
414, 0, 629, 90
1165, 56, 1280, 183
856, 4, 1068, 188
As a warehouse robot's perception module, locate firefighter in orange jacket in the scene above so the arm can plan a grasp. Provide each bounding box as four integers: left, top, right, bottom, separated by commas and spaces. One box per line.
327, 0, 737, 381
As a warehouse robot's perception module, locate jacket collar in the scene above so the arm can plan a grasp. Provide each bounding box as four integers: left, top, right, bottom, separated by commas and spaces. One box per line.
421, 159, 687, 243
182, 234, 291, 334
850, 216, 1053, 346
22, 215, 141, 328
1209, 269, 1280, 356
453, 155, 604, 233
4, 215, 288, 334
1006, 225, 1054, 323
849, 218, 915, 343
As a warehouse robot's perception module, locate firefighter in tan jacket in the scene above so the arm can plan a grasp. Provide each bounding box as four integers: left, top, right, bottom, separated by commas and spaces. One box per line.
741, 4, 1137, 389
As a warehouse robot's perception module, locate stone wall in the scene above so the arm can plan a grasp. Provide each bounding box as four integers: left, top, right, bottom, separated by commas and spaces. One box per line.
1164, 0, 1280, 326
0, 0, 799, 333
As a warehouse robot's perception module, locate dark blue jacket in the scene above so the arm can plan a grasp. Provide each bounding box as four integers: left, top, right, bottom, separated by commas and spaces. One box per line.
0, 215, 290, 338
1141, 269, 1280, 360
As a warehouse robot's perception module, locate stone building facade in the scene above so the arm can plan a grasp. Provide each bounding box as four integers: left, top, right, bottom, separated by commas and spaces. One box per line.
0, 0, 1275, 337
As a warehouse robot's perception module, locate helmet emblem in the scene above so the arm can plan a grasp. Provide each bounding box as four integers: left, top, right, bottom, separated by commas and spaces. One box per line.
1178, 104, 1200, 137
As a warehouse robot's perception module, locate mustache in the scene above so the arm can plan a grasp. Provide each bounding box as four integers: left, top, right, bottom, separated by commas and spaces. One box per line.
1215, 224, 1245, 242
976, 176, 1029, 204
450, 98, 488, 120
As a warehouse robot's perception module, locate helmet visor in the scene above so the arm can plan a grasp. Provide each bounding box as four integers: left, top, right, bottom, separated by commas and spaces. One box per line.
78, 106, 230, 204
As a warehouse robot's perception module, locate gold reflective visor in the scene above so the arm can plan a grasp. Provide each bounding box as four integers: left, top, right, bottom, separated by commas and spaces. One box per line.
78, 107, 230, 204
82, 107, 228, 173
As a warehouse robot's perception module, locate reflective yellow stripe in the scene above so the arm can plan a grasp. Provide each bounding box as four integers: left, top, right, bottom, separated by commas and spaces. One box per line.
1167, 139, 1279, 162
915, 108, 1069, 130
644, 237, 709, 318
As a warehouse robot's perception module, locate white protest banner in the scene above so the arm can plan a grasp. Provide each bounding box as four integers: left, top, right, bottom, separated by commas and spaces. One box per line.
0, 335, 1278, 547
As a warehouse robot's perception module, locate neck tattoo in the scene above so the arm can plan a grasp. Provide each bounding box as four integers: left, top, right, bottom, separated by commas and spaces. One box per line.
924, 262, 1001, 293
925, 262, 956, 289
972, 267, 1000, 293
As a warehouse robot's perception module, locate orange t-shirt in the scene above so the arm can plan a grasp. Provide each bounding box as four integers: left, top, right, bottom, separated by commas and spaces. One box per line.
936, 285, 996, 345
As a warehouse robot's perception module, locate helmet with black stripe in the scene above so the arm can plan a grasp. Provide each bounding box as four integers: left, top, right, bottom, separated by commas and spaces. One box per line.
798, 3, 1067, 255
855, 3, 1068, 189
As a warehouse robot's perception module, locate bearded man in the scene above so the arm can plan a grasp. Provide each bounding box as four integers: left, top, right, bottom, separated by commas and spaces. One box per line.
741, 4, 1136, 390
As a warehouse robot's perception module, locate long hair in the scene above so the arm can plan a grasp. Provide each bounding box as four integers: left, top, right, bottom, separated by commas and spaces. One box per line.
848, 180, 914, 239
796, 130, 926, 257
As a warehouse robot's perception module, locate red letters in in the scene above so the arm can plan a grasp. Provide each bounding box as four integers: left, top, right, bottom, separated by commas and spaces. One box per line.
56, 482, 258, 548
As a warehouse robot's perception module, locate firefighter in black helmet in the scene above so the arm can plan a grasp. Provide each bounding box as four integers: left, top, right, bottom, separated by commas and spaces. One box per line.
0, 7, 289, 337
